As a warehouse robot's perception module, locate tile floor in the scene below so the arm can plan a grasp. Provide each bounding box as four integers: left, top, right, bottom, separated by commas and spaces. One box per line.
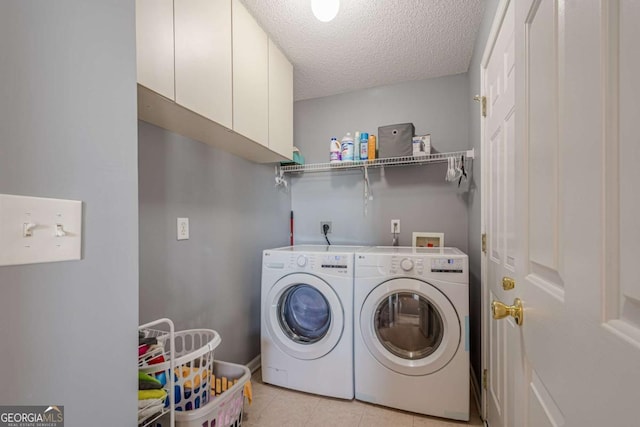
243, 370, 484, 427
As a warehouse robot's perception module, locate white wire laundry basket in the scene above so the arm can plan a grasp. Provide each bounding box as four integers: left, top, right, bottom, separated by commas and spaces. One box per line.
138, 318, 176, 427
139, 325, 222, 426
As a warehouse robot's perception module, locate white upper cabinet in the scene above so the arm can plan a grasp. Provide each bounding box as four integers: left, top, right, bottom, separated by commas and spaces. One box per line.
232, 0, 269, 148
136, 0, 175, 100
174, 0, 232, 128
268, 39, 293, 159
136, 0, 293, 163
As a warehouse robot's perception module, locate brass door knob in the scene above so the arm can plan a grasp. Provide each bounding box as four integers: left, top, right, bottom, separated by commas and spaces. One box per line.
502, 276, 515, 290
491, 298, 524, 326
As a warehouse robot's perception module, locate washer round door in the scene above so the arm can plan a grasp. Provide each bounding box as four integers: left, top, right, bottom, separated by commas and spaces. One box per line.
265, 273, 344, 360
360, 278, 461, 376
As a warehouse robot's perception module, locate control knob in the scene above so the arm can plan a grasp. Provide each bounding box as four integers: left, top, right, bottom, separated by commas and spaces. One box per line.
296, 255, 307, 267
400, 258, 414, 271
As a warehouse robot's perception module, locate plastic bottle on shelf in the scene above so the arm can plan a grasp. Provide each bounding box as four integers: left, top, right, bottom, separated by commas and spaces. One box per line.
368, 135, 377, 160
330, 137, 341, 163
341, 133, 354, 162
360, 132, 369, 160
353, 131, 361, 161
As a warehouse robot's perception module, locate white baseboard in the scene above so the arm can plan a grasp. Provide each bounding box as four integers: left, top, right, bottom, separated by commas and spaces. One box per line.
246, 354, 261, 373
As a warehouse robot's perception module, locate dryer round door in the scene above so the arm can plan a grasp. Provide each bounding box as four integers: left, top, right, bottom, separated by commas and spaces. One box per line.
360, 278, 461, 376
265, 273, 344, 360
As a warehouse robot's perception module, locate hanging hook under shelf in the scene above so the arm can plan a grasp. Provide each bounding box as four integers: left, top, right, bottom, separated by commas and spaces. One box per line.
274, 165, 288, 190
362, 163, 374, 216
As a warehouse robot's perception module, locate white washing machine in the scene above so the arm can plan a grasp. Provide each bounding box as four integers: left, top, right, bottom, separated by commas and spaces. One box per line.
354, 246, 469, 420
261, 245, 361, 399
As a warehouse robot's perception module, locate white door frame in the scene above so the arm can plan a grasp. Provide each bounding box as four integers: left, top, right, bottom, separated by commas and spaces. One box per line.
479, 0, 512, 422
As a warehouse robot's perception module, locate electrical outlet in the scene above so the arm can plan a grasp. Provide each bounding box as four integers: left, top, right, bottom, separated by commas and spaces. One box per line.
320, 221, 332, 234
177, 218, 189, 240
391, 219, 400, 233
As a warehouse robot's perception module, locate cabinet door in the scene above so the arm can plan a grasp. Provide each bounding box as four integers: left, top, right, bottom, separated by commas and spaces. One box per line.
175, 0, 232, 128
232, 0, 268, 147
136, 0, 175, 100
268, 39, 293, 159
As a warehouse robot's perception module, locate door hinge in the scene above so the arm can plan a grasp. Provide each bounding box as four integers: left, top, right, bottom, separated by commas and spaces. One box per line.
474, 95, 487, 117
482, 233, 487, 254
483, 369, 488, 390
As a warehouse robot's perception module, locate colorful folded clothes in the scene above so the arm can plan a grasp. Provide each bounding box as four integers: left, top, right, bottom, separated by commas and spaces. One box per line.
139, 336, 158, 347
137, 398, 165, 409
139, 344, 165, 365
139, 371, 163, 390
137, 398, 165, 423
138, 389, 167, 401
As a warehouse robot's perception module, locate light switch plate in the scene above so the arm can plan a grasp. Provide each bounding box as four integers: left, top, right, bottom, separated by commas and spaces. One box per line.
0, 194, 83, 266
177, 218, 189, 240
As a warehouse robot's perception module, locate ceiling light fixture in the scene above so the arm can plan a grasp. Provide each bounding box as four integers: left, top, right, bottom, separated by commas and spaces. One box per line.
311, 0, 339, 22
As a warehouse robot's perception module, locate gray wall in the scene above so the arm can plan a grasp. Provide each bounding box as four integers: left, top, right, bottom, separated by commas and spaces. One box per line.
467, 0, 501, 385
292, 74, 470, 250
138, 122, 290, 364
0, 1, 139, 425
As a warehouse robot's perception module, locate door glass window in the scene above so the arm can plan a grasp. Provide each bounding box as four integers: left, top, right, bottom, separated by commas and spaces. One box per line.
278, 284, 331, 344
374, 292, 444, 360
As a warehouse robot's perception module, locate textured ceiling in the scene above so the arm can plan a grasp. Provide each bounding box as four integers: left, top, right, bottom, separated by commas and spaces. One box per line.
241, 0, 486, 101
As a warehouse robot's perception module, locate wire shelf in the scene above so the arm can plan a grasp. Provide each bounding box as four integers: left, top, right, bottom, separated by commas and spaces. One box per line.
279, 149, 474, 174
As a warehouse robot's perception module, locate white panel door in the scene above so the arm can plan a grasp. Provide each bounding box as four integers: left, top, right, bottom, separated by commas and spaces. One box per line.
232, 0, 268, 147
483, 2, 516, 426
268, 39, 293, 160
136, 0, 175, 100
174, 0, 232, 128
484, 1, 640, 426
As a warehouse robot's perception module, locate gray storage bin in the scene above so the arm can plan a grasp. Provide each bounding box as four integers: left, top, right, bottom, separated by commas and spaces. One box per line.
378, 123, 415, 158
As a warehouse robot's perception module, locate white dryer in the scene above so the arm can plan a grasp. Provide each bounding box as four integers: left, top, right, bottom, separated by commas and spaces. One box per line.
354, 247, 469, 420
261, 245, 361, 399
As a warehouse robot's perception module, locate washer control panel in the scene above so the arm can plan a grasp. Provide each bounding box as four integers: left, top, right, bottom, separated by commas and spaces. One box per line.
383, 256, 464, 275
389, 256, 425, 275
431, 258, 464, 273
